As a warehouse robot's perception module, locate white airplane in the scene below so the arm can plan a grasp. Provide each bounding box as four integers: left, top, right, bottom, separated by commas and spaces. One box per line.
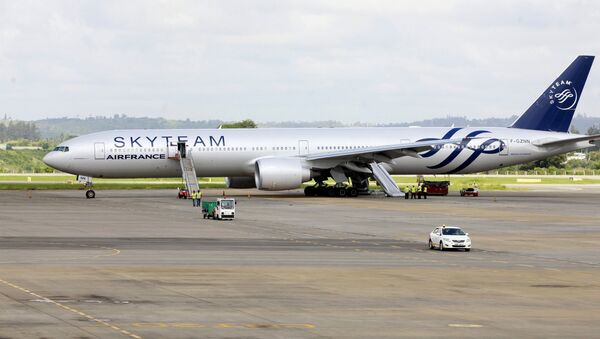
44, 56, 599, 198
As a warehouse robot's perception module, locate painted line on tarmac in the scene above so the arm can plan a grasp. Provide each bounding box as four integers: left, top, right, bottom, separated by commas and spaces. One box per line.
0, 277, 141, 339
0, 242, 121, 264
448, 323, 483, 328
131, 322, 315, 330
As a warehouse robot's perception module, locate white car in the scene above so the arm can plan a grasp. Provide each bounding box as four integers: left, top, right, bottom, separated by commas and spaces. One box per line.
429, 226, 471, 251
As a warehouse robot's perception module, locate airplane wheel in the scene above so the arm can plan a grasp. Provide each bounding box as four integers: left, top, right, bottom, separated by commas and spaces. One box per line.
337, 187, 347, 197
317, 187, 327, 197
85, 190, 95, 199
304, 186, 316, 197
327, 187, 336, 197
348, 188, 359, 197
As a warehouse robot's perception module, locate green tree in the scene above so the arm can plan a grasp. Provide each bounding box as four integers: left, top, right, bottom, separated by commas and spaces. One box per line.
570, 125, 580, 134
587, 125, 600, 151
220, 119, 257, 129
519, 154, 566, 170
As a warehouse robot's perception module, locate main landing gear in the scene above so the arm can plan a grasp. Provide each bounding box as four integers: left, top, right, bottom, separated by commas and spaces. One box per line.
304, 183, 359, 198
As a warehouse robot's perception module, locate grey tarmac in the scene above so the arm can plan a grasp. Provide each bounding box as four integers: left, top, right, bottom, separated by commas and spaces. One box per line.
0, 188, 599, 338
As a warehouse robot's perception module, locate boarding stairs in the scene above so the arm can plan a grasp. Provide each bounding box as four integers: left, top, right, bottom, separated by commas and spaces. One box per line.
179, 151, 200, 193
369, 162, 404, 197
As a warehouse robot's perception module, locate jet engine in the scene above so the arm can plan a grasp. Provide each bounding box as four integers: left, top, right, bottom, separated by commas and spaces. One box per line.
254, 157, 311, 190
226, 176, 256, 188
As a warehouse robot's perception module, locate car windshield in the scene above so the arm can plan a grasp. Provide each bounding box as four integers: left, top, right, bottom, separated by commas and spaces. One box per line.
221, 200, 234, 209
466, 188, 474, 191
442, 228, 466, 235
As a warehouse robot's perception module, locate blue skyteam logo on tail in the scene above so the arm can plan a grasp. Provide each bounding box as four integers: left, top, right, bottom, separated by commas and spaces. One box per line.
548, 80, 578, 111
417, 128, 505, 174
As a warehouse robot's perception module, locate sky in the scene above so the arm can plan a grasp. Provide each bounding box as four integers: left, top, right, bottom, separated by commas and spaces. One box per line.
1, 0, 600, 123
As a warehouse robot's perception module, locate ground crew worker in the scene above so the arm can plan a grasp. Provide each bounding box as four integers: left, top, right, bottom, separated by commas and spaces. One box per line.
417, 185, 422, 199
410, 186, 416, 199
191, 190, 197, 207
197, 190, 203, 208
422, 184, 428, 199
404, 186, 410, 199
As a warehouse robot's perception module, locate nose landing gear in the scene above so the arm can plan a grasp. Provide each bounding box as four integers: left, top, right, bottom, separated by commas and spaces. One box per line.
85, 189, 96, 199
77, 175, 96, 199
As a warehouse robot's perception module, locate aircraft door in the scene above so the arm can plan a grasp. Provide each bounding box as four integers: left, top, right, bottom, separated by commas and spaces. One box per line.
500, 139, 509, 156
177, 142, 187, 158
167, 142, 178, 159
94, 142, 105, 160
298, 140, 309, 155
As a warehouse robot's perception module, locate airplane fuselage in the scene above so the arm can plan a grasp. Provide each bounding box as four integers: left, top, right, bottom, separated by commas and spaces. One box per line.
43, 127, 590, 179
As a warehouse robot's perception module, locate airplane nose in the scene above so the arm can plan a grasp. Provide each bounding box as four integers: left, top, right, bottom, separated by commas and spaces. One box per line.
43, 152, 67, 171
42, 152, 57, 168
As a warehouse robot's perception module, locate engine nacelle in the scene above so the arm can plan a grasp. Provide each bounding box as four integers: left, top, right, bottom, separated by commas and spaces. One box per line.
254, 157, 311, 191
226, 176, 256, 188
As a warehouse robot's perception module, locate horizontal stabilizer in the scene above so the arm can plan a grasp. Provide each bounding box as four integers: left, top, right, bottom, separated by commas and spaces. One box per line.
532, 134, 600, 147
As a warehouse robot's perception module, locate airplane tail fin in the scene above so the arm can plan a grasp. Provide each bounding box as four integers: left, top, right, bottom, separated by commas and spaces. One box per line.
510, 55, 594, 132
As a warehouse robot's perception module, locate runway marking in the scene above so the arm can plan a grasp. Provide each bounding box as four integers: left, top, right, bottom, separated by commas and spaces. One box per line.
0, 241, 121, 264
0, 277, 141, 339
448, 323, 483, 328
517, 264, 535, 268
131, 322, 315, 330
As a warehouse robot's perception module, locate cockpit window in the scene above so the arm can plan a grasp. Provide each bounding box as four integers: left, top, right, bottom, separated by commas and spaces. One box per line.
53, 146, 70, 152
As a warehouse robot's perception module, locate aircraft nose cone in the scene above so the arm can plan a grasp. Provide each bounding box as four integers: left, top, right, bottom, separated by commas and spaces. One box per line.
42, 153, 55, 167
43, 152, 65, 171
42, 153, 52, 166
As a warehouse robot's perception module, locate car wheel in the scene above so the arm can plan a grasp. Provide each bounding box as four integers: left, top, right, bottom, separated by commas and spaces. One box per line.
439, 241, 444, 251
428, 239, 434, 250
465, 248, 471, 252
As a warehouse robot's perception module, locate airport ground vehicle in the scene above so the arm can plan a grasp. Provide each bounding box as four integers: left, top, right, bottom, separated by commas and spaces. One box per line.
423, 180, 450, 196
460, 187, 479, 197
429, 226, 471, 251
202, 198, 236, 220
178, 188, 190, 199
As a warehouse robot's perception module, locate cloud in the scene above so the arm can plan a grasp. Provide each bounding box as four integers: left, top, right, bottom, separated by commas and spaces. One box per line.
0, 0, 599, 122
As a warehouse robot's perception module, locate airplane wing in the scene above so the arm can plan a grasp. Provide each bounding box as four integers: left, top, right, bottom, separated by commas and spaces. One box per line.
532, 134, 600, 147
304, 138, 467, 163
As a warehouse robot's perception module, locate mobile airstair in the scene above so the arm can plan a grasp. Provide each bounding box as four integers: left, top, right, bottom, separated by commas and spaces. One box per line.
179, 149, 200, 193
369, 162, 404, 197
